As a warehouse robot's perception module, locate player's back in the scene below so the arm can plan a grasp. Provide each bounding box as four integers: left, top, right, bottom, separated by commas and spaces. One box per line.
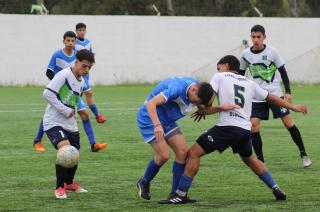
210, 72, 268, 130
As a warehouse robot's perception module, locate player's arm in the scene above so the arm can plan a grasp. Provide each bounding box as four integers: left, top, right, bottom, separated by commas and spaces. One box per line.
239, 53, 248, 76
278, 65, 292, 103
46, 52, 57, 80
146, 93, 166, 142
43, 74, 74, 117
266, 93, 307, 114
46, 69, 54, 80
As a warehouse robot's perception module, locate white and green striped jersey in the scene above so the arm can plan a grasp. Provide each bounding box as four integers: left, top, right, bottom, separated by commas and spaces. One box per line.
240, 45, 285, 102
43, 67, 84, 132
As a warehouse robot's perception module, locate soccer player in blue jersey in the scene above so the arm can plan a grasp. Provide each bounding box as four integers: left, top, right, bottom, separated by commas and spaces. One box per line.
163, 55, 308, 204
136, 77, 238, 202
44, 49, 94, 199
75, 22, 106, 124
33, 31, 107, 152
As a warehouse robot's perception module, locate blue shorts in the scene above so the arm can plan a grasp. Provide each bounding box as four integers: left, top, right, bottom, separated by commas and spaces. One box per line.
83, 74, 91, 92
138, 121, 180, 143
196, 126, 252, 157
251, 98, 290, 120
45, 126, 80, 150
77, 96, 86, 111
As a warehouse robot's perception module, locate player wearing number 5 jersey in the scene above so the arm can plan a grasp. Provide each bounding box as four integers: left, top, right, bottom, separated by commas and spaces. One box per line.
239, 25, 311, 167
162, 55, 308, 204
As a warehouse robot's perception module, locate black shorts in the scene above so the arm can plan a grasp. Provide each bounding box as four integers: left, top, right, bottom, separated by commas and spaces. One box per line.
45, 126, 80, 150
196, 126, 252, 157
251, 97, 290, 120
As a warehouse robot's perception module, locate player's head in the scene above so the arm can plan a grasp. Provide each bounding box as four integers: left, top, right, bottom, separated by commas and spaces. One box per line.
74, 49, 95, 76
217, 55, 240, 73
188, 82, 214, 107
63, 31, 76, 50
250, 25, 266, 47
76, 23, 86, 39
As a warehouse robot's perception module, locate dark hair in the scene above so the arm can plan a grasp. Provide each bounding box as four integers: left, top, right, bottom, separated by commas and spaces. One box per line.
197, 82, 214, 106
251, 25, 265, 35
76, 49, 95, 64
217, 55, 240, 72
76, 23, 86, 30
63, 31, 76, 40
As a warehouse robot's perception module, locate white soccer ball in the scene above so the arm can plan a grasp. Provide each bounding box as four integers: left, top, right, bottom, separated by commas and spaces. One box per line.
56, 145, 80, 168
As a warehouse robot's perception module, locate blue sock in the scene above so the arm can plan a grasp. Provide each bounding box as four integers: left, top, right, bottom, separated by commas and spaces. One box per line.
176, 174, 193, 196
89, 104, 99, 118
141, 159, 161, 184
259, 170, 276, 189
82, 119, 96, 145
172, 161, 185, 193
34, 120, 44, 143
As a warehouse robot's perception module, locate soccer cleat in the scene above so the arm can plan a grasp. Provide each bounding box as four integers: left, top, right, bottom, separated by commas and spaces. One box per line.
137, 179, 151, 200
159, 192, 196, 204
91, 143, 108, 152
158, 192, 197, 204
96, 115, 106, 123
302, 156, 312, 168
272, 186, 286, 200
55, 187, 67, 199
64, 182, 88, 193
34, 141, 45, 152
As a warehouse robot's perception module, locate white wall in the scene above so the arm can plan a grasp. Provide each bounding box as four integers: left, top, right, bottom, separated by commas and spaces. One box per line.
0, 14, 319, 85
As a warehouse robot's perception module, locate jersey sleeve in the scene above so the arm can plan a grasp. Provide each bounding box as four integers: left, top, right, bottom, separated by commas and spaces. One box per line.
272, 48, 285, 68
239, 51, 248, 71
252, 81, 269, 101
161, 85, 181, 102
209, 73, 221, 93
47, 52, 57, 74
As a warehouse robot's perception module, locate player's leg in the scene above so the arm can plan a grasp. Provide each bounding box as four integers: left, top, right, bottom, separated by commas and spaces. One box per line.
241, 155, 286, 200
78, 96, 108, 152
137, 137, 170, 200
83, 75, 106, 123
282, 114, 311, 167
251, 102, 269, 162
33, 119, 45, 152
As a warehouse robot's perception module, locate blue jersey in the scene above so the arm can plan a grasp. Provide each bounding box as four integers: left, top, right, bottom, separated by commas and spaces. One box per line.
47, 49, 76, 75
138, 77, 197, 126
75, 38, 92, 52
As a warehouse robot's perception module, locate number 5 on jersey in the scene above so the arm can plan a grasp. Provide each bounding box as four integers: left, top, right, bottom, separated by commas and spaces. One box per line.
234, 84, 245, 108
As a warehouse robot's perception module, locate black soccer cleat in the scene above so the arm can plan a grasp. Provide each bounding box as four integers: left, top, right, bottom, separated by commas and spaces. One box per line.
272, 186, 286, 200
137, 179, 151, 200
158, 192, 197, 204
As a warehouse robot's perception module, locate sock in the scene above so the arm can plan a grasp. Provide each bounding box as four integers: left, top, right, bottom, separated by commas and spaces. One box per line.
258, 170, 276, 189
252, 132, 264, 162
176, 174, 193, 197
141, 159, 162, 184
288, 125, 307, 157
65, 165, 78, 185
89, 104, 99, 118
34, 120, 44, 143
56, 164, 67, 189
172, 161, 185, 193
82, 119, 96, 145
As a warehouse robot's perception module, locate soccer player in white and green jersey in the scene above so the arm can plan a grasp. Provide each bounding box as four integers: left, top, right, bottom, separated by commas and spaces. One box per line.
43, 49, 94, 199
239, 25, 311, 167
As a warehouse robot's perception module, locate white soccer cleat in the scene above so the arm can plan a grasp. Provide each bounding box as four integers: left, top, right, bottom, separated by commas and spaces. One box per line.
64, 182, 88, 193
55, 187, 67, 199
302, 156, 312, 168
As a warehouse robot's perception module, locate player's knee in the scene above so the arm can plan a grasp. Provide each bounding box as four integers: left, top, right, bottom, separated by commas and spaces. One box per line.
175, 146, 189, 159
78, 111, 89, 120
85, 91, 92, 98
157, 152, 170, 164
251, 123, 260, 132
282, 117, 293, 128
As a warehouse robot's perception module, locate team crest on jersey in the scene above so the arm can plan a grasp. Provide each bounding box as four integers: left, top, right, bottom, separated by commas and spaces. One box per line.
262, 55, 267, 60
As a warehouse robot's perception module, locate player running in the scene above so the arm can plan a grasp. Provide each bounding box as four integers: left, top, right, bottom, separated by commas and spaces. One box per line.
162, 55, 307, 204
239, 25, 311, 167
43, 49, 94, 199
33, 31, 107, 152
75, 22, 106, 123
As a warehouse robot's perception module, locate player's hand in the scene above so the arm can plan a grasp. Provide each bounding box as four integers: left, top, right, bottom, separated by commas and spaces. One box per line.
292, 105, 307, 114
191, 111, 206, 122
219, 104, 240, 111
68, 109, 75, 117
284, 93, 292, 103
154, 124, 165, 142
